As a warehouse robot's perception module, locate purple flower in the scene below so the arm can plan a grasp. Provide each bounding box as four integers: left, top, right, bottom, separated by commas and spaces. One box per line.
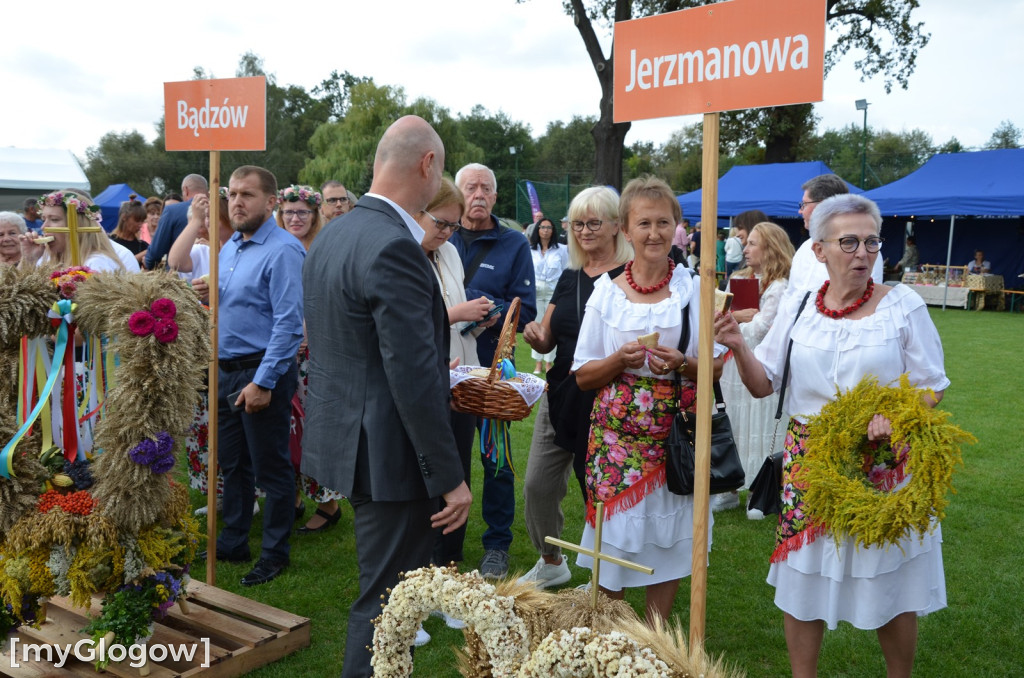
129, 432, 175, 474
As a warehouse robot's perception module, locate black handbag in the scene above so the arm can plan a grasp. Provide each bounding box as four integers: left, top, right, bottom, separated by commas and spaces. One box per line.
664, 303, 745, 496
746, 291, 811, 515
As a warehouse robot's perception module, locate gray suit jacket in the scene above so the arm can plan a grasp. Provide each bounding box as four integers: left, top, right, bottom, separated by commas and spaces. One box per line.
301, 196, 463, 501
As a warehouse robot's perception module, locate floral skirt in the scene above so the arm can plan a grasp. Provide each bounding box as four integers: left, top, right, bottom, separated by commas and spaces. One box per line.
768, 418, 946, 629
185, 391, 221, 496
584, 372, 694, 526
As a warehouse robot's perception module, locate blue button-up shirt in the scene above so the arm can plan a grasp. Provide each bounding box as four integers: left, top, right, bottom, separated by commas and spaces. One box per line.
218, 216, 305, 389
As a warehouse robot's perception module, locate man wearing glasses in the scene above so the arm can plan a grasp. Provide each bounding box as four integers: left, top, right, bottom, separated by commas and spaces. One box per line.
788, 173, 883, 295
451, 162, 537, 580
320, 180, 351, 222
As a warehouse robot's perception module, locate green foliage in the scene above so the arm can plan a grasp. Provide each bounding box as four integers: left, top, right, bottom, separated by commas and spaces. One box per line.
985, 119, 1022, 150
84, 131, 166, 198
533, 116, 597, 184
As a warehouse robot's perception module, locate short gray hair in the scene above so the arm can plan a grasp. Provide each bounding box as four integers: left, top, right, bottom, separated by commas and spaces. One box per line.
809, 194, 882, 242
0, 211, 27, 234
454, 163, 496, 191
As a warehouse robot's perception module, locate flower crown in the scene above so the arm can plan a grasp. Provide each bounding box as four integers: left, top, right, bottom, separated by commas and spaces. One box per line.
278, 185, 322, 207
38, 192, 102, 223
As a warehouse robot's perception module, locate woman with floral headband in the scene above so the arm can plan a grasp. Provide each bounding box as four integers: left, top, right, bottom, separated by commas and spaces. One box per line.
23, 191, 136, 273
275, 184, 323, 251
273, 185, 344, 533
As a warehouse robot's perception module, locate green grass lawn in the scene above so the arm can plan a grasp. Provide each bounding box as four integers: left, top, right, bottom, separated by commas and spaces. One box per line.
187, 307, 1024, 677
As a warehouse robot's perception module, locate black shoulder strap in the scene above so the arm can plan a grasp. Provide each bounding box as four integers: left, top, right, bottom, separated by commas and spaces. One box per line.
463, 238, 498, 287
775, 291, 812, 420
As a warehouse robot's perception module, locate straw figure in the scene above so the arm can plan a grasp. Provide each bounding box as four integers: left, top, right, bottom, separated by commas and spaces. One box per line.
0, 266, 206, 649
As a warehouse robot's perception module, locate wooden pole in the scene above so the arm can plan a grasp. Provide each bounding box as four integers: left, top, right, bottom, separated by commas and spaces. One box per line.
206, 151, 221, 585
689, 111, 720, 648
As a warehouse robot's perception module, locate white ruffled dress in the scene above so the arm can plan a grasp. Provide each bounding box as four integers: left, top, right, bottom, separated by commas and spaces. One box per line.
719, 277, 789, 484
754, 284, 951, 630
572, 268, 725, 590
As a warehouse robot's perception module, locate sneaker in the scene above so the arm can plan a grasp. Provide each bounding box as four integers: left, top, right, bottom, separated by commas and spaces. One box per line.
431, 609, 467, 629
711, 493, 740, 512
576, 582, 591, 592
414, 625, 430, 647
746, 507, 765, 520
478, 549, 510, 580
517, 556, 571, 589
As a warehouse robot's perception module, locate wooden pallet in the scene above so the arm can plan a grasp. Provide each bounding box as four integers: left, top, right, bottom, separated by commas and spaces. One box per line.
1, 580, 309, 677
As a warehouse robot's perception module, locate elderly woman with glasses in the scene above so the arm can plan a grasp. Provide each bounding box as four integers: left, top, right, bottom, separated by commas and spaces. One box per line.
715, 194, 949, 678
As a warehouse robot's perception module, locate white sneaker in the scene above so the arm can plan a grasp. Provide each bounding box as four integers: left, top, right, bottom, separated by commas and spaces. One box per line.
711, 493, 740, 512
517, 556, 571, 588
576, 582, 591, 592
747, 507, 765, 520
252, 499, 260, 516
431, 609, 467, 629
414, 625, 430, 647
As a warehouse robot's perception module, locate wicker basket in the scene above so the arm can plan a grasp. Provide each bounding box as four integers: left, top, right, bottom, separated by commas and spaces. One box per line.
451, 297, 539, 421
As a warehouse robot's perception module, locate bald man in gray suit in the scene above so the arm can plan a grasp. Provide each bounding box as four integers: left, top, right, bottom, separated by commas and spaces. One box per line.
301, 115, 472, 678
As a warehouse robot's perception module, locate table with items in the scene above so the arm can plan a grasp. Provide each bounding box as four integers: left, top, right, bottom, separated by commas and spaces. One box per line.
901, 266, 1003, 310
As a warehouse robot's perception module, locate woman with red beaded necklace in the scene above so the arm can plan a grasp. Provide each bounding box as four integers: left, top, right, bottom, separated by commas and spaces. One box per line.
714, 194, 950, 678
572, 176, 725, 623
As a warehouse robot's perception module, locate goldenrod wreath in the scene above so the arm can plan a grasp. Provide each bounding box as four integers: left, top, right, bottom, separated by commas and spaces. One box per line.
801, 375, 975, 549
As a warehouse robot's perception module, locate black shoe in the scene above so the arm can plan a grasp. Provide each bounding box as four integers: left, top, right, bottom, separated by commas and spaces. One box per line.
197, 547, 252, 564
296, 506, 341, 534
241, 558, 288, 586
294, 501, 306, 521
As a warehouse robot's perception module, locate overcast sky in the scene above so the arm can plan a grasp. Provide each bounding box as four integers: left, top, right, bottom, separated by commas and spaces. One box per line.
2, 0, 1020, 162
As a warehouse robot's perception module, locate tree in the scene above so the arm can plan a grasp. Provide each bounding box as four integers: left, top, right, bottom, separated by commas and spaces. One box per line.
533, 116, 598, 184
985, 120, 1022, 150
539, 0, 931, 185
456, 106, 536, 217
84, 131, 167, 198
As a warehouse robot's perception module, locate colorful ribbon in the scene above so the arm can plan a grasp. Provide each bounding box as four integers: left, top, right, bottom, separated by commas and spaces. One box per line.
1, 301, 74, 478
479, 358, 518, 477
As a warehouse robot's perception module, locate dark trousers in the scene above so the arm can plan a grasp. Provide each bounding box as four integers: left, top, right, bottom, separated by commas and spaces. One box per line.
479, 419, 515, 552
433, 410, 475, 565
342, 490, 438, 678
216, 362, 297, 563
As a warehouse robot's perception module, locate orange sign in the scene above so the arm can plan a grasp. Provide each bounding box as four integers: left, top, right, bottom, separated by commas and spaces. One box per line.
164, 77, 267, 151
613, 0, 825, 122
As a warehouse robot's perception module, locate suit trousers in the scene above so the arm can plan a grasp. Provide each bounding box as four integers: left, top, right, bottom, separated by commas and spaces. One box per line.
217, 362, 297, 563
522, 394, 575, 559
479, 421, 515, 552
342, 490, 439, 678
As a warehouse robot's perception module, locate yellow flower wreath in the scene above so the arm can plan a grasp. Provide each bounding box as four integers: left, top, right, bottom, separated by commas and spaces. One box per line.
801, 375, 975, 549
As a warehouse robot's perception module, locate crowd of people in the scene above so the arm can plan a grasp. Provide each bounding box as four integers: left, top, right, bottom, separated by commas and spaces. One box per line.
2, 116, 955, 677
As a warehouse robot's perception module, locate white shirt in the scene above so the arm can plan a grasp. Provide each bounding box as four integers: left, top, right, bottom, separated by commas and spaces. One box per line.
754, 284, 949, 422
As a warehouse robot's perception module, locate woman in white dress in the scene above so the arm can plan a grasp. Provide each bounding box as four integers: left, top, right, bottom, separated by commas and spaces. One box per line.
529, 217, 569, 374
714, 221, 794, 515
714, 194, 949, 678
573, 176, 725, 622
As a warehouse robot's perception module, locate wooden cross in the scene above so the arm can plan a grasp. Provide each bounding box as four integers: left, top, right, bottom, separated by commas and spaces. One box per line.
545, 501, 654, 609
46, 206, 101, 266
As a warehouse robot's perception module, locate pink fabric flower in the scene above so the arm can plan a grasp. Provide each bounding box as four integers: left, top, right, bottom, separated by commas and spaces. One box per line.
153, 319, 179, 344
129, 311, 156, 336
150, 298, 177, 320
634, 388, 654, 412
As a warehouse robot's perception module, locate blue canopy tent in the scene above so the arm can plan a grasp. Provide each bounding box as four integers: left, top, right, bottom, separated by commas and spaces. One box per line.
93, 183, 147, 233
676, 160, 860, 223
862, 149, 1024, 288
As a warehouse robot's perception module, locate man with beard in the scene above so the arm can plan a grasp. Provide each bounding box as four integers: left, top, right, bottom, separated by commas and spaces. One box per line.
208, 165, 305, 587
451, 163, 536, 580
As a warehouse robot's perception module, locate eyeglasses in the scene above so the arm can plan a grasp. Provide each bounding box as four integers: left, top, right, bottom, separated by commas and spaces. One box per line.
325, 197, 349, 205
821, 236, 884, 253
423, 211, 461, 232
282, 209, 313, 219
798, 200, 820, 210
570, 220, 604, 232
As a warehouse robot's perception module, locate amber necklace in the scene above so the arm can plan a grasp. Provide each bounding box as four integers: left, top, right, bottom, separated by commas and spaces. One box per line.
815, 279, 873, 319
625, 257, 675, 294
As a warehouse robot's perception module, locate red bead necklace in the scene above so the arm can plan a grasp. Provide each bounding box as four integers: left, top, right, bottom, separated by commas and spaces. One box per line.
815, 279, 874, 319
625, 257, 675, 294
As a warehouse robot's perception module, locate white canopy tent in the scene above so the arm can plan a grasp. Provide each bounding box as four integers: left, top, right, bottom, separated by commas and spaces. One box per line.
0, 147, 91, 212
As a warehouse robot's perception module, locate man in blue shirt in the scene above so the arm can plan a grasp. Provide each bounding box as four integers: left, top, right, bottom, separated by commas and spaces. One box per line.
22, 198, 43, 233
144, 174, 208, 270
212, 165, 305, 587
